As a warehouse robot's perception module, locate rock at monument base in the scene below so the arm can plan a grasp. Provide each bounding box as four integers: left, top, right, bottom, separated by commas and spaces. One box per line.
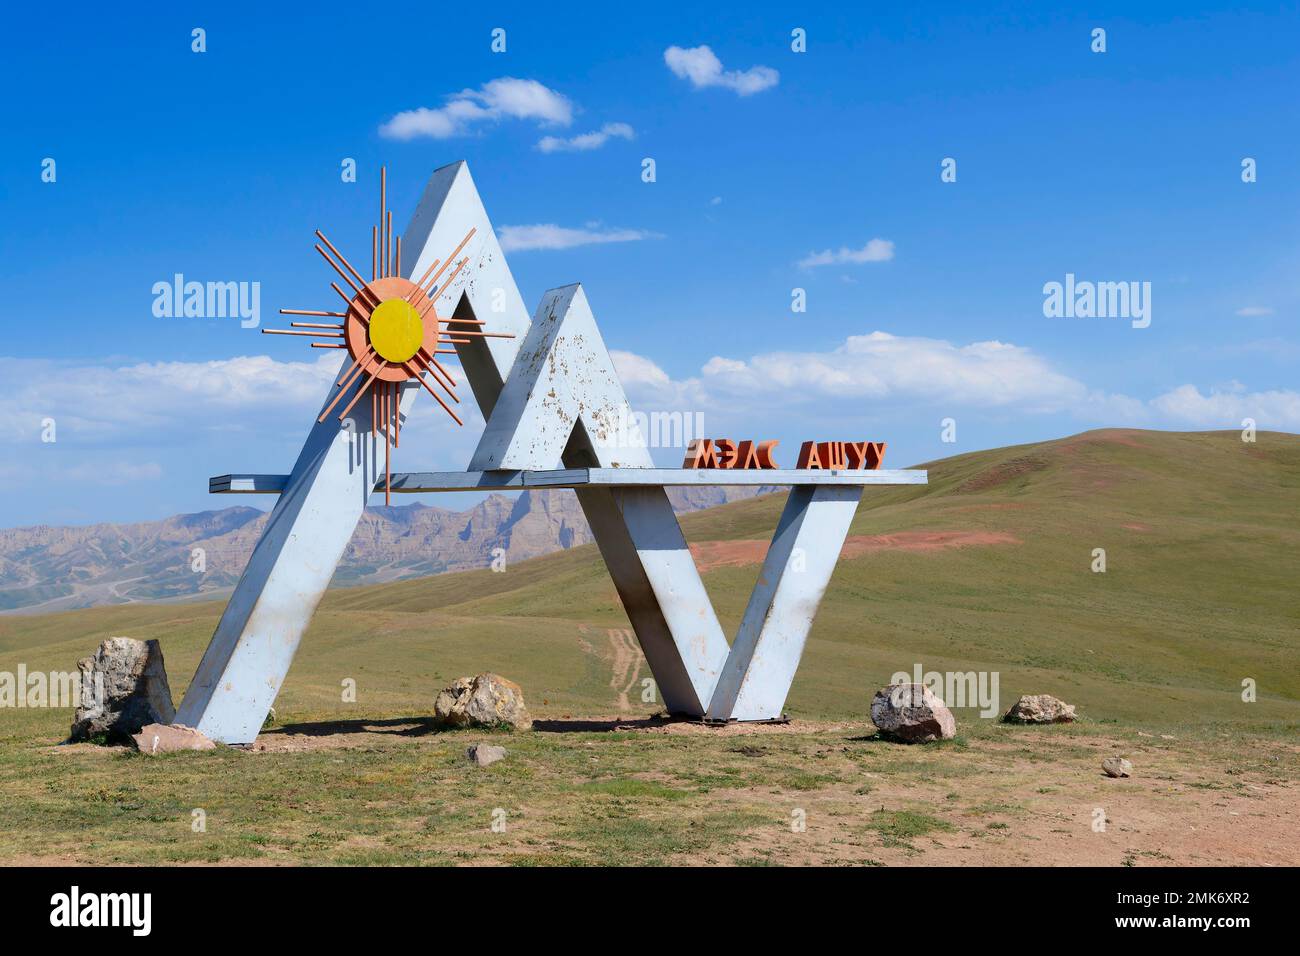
466, 743, 507, 767
435, 673, 531, 730
1003, 694, 1077, 724
70, 638, 176, 744
1102, 756, 1133, 778
131, 723, 216, 755
870, 683, 956, 743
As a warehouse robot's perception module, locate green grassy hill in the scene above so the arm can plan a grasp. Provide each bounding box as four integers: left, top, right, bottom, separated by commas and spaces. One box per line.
2, 428, 1297, 741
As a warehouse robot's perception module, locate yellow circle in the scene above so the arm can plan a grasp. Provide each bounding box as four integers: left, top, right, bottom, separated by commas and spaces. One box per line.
368, 298, 424, 363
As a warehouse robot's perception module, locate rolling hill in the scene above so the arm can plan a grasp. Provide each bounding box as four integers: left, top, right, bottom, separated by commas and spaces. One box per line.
0, 428, 1295, 737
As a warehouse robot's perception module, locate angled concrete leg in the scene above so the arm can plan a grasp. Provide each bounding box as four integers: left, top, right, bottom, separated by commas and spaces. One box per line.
178, 161, 531, 744
176, 375, 399, 743
575, 486, 731, 715
706, 485, 862, 721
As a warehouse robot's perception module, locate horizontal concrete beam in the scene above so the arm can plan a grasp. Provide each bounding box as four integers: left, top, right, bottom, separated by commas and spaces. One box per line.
211, 468, 928, 494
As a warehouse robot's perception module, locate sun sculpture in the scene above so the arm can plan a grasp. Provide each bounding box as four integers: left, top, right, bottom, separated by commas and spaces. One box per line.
262, 167, 514, 503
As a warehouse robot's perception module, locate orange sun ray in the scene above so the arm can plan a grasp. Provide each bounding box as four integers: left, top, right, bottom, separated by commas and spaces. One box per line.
379, 167, 387, 278
405, 362, 464, 426
262, 329, 344, 338
410, 229, 475, 303
337, 365, 383, 422
332, 345, 375, 390
408, 258, 442, 299
316, 231, 379, 307
320, 353, 379, 421
415, 257, 470, 320
315, 243, 374, 305
411, 351, 459, 399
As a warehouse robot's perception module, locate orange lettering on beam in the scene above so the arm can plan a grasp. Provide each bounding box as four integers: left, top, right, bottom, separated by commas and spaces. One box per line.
817, 441, 847, 469
866, 441, 886, 469
755, 440, 779, 468
714, 438, 738, 469
796, 441, 822, 469
682, 438, 719, 469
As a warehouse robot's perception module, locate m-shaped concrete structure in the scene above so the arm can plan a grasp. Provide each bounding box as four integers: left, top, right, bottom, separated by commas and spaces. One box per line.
181, 162, 926, 744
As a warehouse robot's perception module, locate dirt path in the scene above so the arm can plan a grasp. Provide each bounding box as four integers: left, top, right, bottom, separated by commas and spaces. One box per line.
575, 625, 645, 711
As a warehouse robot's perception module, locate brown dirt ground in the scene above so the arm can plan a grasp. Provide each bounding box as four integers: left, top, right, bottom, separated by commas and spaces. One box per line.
42, 719, 1298, 866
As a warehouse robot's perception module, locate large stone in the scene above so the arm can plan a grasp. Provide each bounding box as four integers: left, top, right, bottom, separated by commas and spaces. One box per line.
131, 723, 216, 755
1102, 757, 1133, 778
1003, 694, 1077, 724
435, 673, 531, 730
466, 743, 507, 767
870, 683, 956, 744
70, 638, 175, 743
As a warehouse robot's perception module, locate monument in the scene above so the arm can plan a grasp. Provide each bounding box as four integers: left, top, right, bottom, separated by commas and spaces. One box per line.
179, 163, 927, 744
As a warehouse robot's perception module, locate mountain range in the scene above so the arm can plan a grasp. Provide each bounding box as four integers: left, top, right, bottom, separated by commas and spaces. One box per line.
0, 486, 767, 614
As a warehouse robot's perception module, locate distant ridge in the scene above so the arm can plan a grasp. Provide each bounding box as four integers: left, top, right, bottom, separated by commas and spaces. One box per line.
0, 486, 770, 614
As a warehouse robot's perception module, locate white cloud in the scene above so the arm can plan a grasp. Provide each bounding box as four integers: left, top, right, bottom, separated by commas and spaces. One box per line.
610, 350, 673, 389
700, 332, 1094, 411
379, 77, 573, 140
538, 122, 634, 153
0, 354, 340, 442
606, 332, 1105, 420
664, 45, 779, 96
1150, 383, 1300, 429
497, 223, 663, 253
610, 331, 1300, 431
1235, 306, 1275, 317
799, 239, 895, 268
0, 350, 487, 478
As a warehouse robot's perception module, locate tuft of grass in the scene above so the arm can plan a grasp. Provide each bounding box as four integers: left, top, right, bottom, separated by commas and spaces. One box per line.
577, 778, 689, 800
865, 809, 955, 849
777, 771, 840, 791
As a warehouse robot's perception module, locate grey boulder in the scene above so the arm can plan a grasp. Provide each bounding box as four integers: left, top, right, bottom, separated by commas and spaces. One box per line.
70, 638, 175, 744
1003, 694, 1077, 724
466, 743, 507, 767
1102, 757, 1133, 778
435, 673, 531, 730
870, 683, 956, 743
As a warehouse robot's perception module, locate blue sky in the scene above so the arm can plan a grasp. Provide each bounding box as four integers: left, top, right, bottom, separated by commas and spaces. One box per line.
1, 1, 1297, 526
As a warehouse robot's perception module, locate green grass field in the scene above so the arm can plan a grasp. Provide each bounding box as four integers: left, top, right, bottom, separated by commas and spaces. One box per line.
1, 428, 1296, 865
